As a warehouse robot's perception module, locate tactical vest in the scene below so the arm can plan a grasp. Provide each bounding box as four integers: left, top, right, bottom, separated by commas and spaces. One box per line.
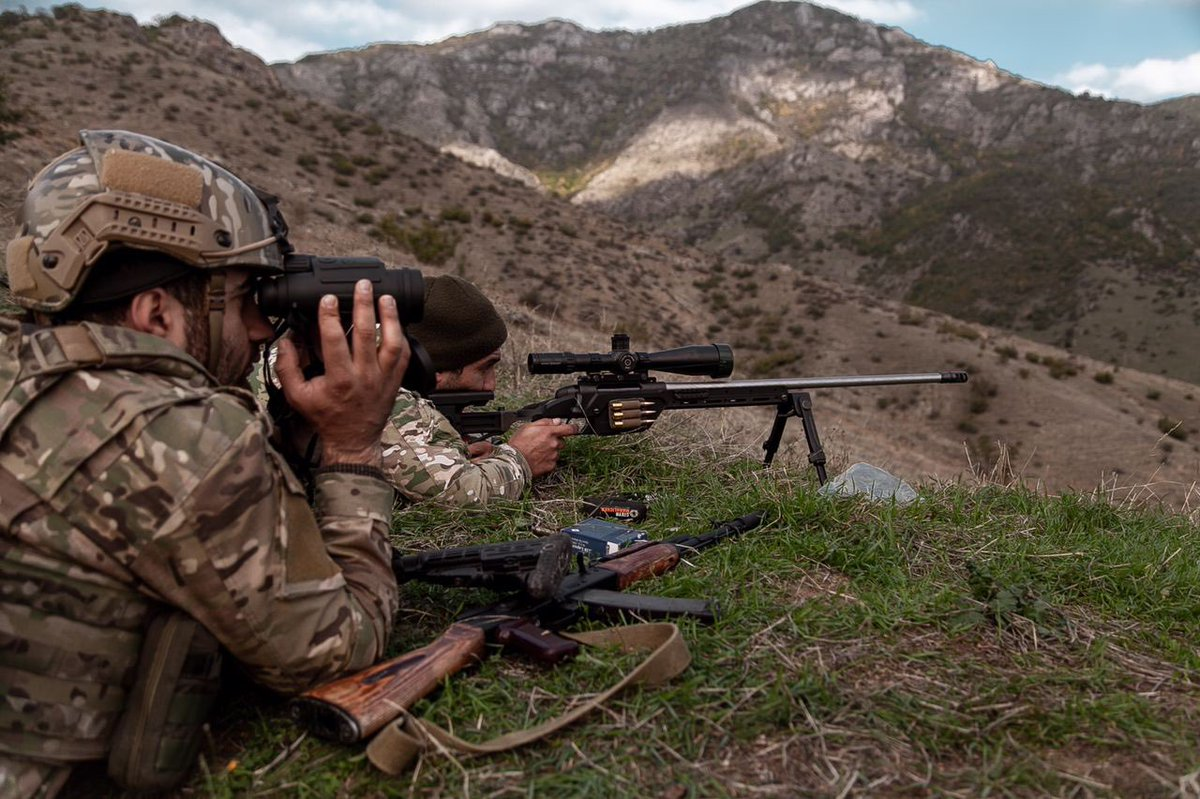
0, 320, 221, 768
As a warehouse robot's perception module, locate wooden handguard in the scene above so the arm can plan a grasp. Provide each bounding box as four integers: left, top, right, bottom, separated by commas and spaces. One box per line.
290, 622, 487, 743
595, 543, 681, 589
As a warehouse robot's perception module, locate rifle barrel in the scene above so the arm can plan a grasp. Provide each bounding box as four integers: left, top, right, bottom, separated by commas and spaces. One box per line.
662, 371, 966, 392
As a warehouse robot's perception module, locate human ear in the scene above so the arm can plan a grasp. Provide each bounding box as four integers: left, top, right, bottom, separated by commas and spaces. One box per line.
127, 288, 189, 351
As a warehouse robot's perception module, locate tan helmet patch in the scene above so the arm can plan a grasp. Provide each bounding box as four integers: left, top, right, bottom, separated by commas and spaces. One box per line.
4, 236, 36, 294
100, 150, 204, 209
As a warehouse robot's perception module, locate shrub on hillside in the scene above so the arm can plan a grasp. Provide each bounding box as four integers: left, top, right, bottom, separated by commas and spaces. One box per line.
372, 215, 460, 266
1157, 417, 1187, 440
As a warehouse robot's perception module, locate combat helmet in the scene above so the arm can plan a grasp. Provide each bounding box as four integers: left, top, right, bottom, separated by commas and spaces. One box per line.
5, 129, 286, 313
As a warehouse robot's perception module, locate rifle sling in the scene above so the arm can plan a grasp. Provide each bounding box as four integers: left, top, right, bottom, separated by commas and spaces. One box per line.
365, 622, 690, 775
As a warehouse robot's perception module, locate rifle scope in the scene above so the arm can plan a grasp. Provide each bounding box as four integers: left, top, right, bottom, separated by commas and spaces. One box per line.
256, 255, 425, 323
529, 335, 734, 378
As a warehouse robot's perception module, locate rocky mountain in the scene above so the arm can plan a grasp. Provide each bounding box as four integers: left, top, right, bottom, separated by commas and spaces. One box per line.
276, 1, 1200, 384
4, 5, 1200, 502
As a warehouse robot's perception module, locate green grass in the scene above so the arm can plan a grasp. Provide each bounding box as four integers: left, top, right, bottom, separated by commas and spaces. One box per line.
72, 427, 1200, 797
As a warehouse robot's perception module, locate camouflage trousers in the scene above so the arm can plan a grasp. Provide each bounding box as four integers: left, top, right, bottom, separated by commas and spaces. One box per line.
0, 755, 71, 799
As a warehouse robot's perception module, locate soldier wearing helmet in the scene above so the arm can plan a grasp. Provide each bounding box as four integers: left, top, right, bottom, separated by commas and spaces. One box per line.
0, 131, 407, 796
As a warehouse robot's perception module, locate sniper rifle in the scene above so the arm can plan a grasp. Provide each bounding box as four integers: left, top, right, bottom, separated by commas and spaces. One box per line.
291, 512, 765, 743
434, 334, 969, 483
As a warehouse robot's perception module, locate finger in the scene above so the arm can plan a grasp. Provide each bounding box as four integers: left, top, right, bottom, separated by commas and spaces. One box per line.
553, 424, 577, 437
350, 279, 378, 370
316, 293, 351, 380
273, 336, 307, 404
375, 293, 409, 381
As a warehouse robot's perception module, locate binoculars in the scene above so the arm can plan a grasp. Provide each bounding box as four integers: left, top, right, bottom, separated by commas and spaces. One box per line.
255, 255, 432, 393
256, 255, 425, 323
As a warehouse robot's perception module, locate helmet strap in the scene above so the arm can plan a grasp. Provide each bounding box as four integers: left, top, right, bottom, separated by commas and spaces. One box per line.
206, 272, 225, 376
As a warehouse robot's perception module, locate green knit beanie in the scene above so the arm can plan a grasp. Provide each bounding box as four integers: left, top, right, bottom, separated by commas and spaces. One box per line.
407, 275, 508, 372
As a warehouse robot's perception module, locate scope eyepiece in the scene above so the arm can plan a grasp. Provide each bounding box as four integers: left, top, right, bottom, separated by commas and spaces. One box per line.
528, 342, 734, 379
256, 255, 425, 323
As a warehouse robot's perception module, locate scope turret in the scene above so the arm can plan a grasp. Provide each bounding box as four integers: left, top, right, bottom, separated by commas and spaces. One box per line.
528, 336, 734, 378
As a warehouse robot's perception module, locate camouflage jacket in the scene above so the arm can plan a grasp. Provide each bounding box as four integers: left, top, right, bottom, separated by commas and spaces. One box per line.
0, 320, 398, 771
382, 389, 531, 506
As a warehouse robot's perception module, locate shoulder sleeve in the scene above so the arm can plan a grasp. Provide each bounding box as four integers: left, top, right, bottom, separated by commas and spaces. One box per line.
121, 392, 398, 694
382, 392, 531, 506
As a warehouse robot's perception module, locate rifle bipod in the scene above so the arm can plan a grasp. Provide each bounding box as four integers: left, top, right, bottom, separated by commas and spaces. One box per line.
762, 390, 828, 484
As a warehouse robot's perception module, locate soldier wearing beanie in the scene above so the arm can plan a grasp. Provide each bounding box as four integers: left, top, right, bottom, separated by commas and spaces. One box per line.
382, 276, 577, 506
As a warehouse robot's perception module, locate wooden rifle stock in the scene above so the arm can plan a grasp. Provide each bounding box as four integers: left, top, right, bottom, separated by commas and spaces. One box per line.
594, 543, 681, 589
291, 622, 486, 743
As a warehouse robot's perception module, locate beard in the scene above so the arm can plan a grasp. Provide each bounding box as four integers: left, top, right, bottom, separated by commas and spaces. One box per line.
183, 306, 211, 371
183, 308, 255, 388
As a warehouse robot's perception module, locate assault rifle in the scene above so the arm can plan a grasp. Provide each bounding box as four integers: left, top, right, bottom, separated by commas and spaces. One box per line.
292, 512, 765, 743
434, 334, 969, 484
393, 535, 574, 600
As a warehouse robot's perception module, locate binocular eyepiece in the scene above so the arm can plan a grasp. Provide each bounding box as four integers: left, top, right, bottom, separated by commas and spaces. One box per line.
256, 255, 425, 323
529, 335, 734, 379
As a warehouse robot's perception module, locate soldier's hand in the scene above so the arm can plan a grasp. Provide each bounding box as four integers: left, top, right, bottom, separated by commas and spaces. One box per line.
508, 419, 576, 478
274, 280, 410, 467
467, 440, 496, 460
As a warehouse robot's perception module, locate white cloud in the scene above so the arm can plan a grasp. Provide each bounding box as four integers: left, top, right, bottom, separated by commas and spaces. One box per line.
1057, 51, 1200, 103
819, 0, 921, 24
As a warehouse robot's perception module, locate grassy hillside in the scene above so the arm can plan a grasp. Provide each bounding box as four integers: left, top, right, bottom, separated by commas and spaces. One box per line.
66, 424, 1200, 797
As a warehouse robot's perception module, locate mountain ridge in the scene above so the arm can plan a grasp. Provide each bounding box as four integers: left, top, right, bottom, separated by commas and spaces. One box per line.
275, 0, 1200, 383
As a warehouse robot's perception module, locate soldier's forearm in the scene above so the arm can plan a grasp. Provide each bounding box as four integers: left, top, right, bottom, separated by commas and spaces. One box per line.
435, 447, 531, 507
313, 472, 399, 666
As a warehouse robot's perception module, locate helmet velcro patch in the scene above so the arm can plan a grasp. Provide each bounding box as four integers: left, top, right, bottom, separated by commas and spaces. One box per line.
100, 150, 204, 209
4, 236, 36, 294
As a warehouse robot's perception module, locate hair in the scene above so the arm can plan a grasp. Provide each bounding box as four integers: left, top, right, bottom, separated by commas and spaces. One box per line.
53, 250, 212, 362
56, 271, 209, 326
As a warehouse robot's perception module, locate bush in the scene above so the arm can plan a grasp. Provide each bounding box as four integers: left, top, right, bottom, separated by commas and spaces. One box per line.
372, 215, 459, 265
1041, 356, 1077, 380
937, 321, 980, 341
329, 154, 356, 176
439, 206, 471, 224
1157, 417, 1187, 440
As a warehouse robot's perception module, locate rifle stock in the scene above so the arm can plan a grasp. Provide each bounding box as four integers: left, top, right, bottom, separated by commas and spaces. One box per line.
291, 622, 486, 743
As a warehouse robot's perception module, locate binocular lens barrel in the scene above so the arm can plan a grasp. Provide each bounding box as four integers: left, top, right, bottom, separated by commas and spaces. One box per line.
529, 344, 734, 378
256, 256, 425, 322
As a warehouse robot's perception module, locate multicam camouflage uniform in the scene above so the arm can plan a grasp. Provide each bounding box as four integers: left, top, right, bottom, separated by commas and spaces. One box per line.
382, 389, 531, 506
0, 320, 398, 795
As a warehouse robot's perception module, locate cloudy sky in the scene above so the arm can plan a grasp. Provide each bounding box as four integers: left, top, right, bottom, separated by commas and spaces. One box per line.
11, 0, 1199, 103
